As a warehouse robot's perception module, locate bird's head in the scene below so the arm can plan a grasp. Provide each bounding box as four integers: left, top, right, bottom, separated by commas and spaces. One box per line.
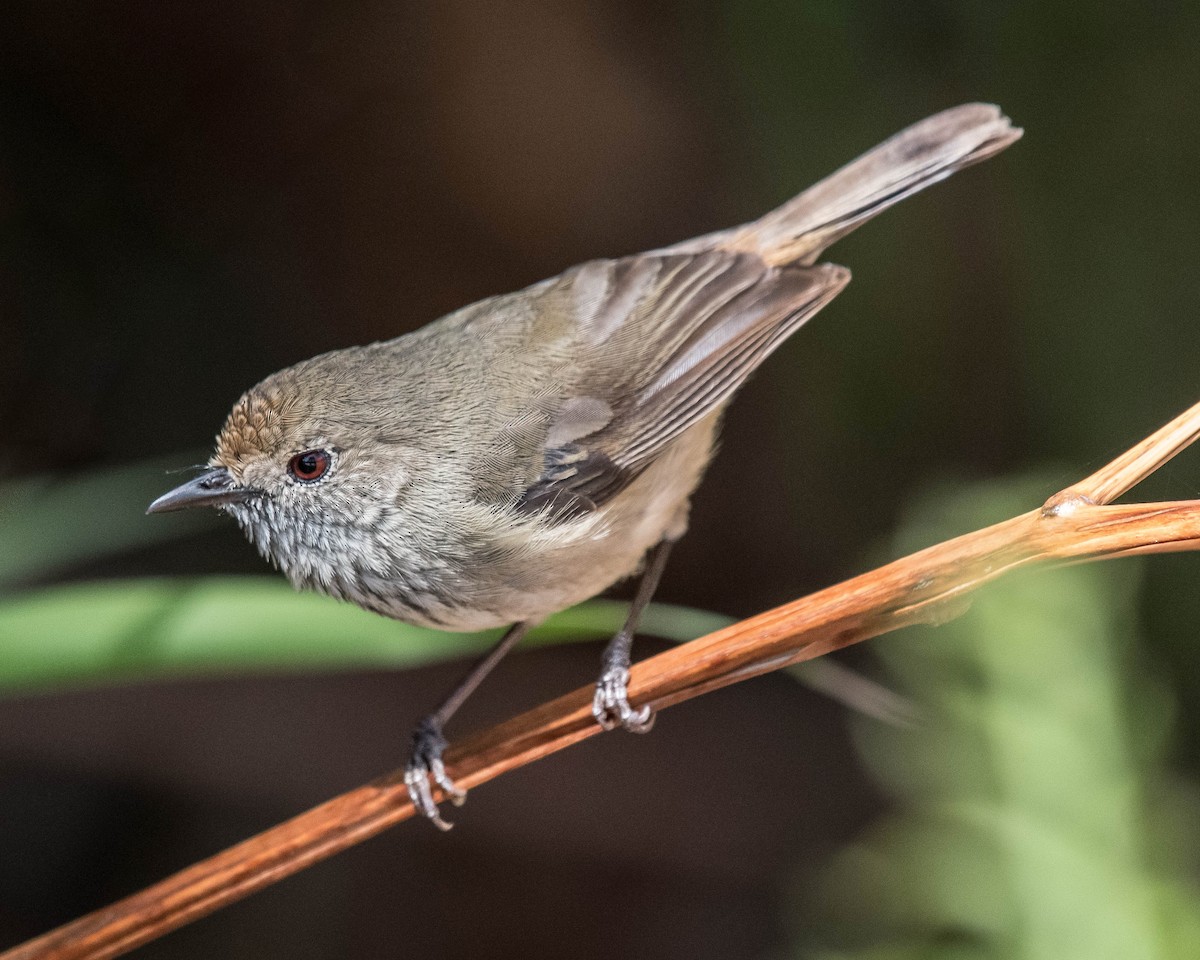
147, 357, 420, 589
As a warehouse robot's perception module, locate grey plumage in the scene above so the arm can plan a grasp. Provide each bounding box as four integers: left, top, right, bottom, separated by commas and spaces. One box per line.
148, 103, 1021, 826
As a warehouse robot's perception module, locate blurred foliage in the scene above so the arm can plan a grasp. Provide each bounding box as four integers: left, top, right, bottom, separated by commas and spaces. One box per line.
0, 576, 729, 696
797, 475, 1200, 958
0, 453, 211, 591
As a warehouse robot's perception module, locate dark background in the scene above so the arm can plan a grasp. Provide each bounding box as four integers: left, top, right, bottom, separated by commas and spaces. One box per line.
4, 1, 1200, 957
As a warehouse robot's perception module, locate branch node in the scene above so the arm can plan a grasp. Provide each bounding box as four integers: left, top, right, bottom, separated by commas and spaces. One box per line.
1041, 489, 1097, 518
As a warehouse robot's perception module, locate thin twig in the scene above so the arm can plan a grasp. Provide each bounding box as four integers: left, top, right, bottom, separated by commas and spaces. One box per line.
8, 397, 1200, 960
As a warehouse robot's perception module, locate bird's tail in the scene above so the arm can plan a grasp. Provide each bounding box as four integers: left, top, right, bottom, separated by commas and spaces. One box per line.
669, 103, 1022, 266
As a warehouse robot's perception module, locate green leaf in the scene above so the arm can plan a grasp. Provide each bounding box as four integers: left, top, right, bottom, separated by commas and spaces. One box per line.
0, 453, 213, 590
0, 575, 732, 695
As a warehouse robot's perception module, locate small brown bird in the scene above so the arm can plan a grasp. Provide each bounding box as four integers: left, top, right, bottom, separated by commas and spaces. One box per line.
149, 104, 1020, 827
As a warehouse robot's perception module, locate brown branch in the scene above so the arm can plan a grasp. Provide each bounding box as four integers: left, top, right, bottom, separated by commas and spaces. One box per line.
8, 397, 1200, 960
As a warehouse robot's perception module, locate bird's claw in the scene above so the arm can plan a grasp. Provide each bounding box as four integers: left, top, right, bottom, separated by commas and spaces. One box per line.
593, 666, 655, 733
405, 718, 466, 831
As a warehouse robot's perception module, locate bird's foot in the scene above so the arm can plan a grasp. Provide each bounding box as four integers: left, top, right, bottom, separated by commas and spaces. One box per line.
404, 717, 466, 831
593, 665, 655, 733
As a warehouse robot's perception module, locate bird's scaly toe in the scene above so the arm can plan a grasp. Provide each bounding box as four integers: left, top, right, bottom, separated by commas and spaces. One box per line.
592, 666, 655, 733
405, 718, 466, 831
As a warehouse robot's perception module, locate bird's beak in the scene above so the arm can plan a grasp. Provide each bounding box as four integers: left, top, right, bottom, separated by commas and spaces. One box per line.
146, 466, 257, 514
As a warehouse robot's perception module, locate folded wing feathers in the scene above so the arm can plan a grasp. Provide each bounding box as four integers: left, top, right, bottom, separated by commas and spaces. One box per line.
528, 103, 1020, 509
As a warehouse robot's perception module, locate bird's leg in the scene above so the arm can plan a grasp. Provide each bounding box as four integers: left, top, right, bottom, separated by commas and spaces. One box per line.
593, 537, 676, 733
406, 620, 530, 829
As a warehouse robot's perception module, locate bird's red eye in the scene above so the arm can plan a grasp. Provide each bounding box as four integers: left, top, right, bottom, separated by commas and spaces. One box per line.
288, 449, 331, 483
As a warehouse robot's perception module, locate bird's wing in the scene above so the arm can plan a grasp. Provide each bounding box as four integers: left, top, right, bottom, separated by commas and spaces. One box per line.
489, 105, 1021, 517
514, 250, 849, 517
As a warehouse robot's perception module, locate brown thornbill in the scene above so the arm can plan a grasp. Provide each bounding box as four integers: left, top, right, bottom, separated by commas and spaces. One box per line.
149, 103, 1021, 828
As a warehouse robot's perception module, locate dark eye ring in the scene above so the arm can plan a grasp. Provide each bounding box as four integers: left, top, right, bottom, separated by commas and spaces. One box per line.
288, 449, 332, 483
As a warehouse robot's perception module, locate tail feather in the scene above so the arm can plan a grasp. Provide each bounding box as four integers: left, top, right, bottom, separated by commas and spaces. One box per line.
668, 103, 1021, 267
